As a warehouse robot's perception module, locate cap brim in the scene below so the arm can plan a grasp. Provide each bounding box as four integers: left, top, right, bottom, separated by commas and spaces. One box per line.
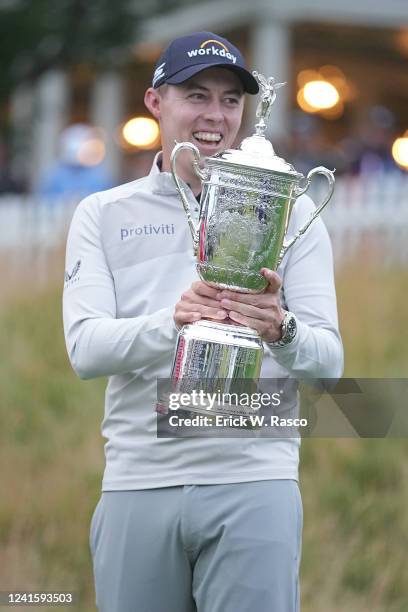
164, 62, 259, 94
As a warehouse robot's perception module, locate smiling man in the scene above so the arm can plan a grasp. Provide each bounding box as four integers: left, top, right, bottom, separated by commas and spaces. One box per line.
63, 31, 343, 612
145, 66, 246, 193
145, 33, 257, 191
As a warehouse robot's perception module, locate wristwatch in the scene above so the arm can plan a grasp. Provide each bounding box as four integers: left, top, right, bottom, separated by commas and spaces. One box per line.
268, 311, 297, 348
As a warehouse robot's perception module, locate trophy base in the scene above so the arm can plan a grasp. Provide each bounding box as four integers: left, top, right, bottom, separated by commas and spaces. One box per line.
173, 319, 263, 381
156, 320, 264, 422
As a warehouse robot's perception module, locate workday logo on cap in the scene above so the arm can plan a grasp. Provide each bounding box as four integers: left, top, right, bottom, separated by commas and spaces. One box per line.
151, 31, 259, 94
187, 39, 237, 64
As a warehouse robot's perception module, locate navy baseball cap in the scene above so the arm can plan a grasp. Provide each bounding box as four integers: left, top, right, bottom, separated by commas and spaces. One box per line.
152, 32, 259, 94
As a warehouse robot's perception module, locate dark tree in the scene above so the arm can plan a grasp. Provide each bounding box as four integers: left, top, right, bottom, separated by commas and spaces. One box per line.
0, 0, 192, 101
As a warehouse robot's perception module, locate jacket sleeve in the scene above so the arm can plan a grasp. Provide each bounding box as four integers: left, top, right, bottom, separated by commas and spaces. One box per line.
266, 195, 344, 380
63, 195, 178, 380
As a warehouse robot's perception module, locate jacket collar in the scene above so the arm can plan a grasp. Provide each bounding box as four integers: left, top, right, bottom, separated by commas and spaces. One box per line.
149, 152, 180, 195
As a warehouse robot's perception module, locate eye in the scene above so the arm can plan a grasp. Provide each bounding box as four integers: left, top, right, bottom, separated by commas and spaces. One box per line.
189, 92, 206, 101
224, 97, 240, 106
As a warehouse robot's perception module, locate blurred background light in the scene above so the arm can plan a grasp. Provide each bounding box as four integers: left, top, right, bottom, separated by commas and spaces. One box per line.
122, 117, 160, 149
391, 130, 408, 170
303, 80, 340, 110
297, 69, 321, 87
395, 28, 408, 56
296, 66, 351, 119
77, 137, 106, 166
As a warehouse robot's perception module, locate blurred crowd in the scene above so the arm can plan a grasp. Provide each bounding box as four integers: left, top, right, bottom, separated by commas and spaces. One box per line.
0, 124, 114, 201
0, 105, 405, 201
283, 106, 402, 178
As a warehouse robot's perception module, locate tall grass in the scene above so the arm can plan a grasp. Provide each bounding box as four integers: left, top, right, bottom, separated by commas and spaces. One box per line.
301, 261, 408, 612
1, 261, 407, 611
0, 286, 105, 610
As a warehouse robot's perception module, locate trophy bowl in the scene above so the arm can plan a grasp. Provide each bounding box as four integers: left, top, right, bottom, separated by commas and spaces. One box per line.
171, 72, 335, 293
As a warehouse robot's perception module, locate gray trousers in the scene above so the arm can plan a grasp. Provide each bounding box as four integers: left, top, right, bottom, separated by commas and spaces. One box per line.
90, 480, 303, 612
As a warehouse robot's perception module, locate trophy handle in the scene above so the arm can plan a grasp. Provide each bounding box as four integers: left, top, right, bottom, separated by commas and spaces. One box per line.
278, 166, 335, 264
170, 141, 207, 253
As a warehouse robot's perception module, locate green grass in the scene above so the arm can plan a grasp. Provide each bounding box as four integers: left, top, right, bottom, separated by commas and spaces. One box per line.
300, 261, 408, 612
0, 287, 105, 610
336, 259, 408, 377
1, 261, 408, 611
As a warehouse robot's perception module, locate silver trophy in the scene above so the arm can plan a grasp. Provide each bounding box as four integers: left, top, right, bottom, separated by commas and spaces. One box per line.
164, 72, 335, 418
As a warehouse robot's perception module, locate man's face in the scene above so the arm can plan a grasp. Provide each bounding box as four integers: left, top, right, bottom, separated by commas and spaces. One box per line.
145, 67, 245, 169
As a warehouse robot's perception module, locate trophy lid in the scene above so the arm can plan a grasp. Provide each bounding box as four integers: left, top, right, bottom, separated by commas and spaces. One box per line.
209, 72, 302, 177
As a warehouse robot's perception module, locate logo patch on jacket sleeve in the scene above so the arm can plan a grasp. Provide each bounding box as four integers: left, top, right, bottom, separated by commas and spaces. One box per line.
64, 259, 81, 286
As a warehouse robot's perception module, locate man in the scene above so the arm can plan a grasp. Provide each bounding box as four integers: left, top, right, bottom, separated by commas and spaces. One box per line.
37, 124, 114, 203
63, 32, 343, 612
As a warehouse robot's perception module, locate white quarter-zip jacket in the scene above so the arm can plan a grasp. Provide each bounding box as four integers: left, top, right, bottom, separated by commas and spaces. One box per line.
63, 155, 343, 490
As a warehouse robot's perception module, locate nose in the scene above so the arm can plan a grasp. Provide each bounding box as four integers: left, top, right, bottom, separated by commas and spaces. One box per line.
202, 98, 224, 123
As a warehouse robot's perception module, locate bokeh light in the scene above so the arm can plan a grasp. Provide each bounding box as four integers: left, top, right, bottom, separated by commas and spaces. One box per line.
392, 131, 408, 170
77, 138, 106, 166
296, 66, 352, 119
122, 117, 160, 149
303, 81, 340, 110
395, 28, 408, 56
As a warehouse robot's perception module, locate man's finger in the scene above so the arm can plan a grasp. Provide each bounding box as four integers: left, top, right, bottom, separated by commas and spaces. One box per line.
201, 308, 228, 320
217, 291, 279, 309
178, 305, 228, 320
228, 310, 284, 343
192, 281, 220, 298
217, 290, 262, 306
261, 268, 282, 293
174, 311, 202, 328
228, 310, 263, 331
183, 294, 224, 309
220, 297, 271, 319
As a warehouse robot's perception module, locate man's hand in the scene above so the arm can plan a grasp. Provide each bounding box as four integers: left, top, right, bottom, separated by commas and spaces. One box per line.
217, 268, 285, 343
174, 281, 228, 329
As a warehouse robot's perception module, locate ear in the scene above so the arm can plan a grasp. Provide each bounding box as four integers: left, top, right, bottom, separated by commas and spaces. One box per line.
144, 87, 161, 120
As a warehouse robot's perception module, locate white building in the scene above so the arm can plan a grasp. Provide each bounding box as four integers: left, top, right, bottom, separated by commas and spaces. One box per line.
11, 0, 408, 186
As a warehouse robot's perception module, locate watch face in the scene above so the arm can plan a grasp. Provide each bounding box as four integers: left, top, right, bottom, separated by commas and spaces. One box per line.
269, 312, 297, 347
280, 313, 297, 345
285, 315, 297, 339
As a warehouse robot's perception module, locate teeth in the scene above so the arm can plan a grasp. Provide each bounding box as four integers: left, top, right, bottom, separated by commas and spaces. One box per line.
193, 132, 222, 142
